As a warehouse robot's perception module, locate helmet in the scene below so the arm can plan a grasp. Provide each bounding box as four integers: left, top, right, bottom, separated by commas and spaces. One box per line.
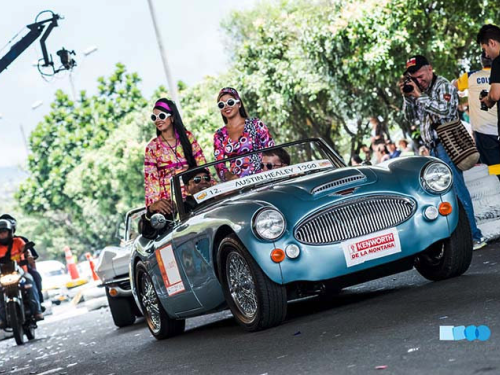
0, 214, 16, 234
0, 219, 13, 246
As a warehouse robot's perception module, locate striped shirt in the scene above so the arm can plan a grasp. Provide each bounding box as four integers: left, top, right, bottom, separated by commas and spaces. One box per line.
403, 75, 459, 145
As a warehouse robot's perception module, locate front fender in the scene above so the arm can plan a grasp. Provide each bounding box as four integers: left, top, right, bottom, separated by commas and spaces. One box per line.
208, 200, 284, 285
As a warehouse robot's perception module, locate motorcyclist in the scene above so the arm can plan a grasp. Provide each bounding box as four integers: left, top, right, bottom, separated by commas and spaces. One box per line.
0, 214, 44, 305
0, 219, 43, 329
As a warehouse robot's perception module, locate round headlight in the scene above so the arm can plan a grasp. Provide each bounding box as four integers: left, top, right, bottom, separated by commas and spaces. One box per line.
422, 162, 452, 193
253, 208, 286, 241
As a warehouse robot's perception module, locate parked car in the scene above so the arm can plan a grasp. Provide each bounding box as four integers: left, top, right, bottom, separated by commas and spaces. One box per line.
130, 138, 472, 340
36, 260, 70, 305
95, 207, 144, 327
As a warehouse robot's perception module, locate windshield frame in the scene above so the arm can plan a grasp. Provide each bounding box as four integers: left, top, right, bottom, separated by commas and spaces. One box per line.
170, 138, 345, 222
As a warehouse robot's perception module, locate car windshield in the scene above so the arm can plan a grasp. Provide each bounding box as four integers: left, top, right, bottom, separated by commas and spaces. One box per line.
126, 208, 146, 242
175, 139, 343, 212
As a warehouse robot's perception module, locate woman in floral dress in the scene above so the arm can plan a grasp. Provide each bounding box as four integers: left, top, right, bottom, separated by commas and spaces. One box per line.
144, 98, 206, 216
213, 87, 275, 181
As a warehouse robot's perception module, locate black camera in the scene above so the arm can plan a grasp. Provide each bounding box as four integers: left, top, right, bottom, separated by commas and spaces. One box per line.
480, 89, 489, 111
403, 74, 418, 93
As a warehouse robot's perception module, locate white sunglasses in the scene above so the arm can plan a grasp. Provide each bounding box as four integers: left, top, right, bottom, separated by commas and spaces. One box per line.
151, 112, 172, 122
217, 98, 240, 110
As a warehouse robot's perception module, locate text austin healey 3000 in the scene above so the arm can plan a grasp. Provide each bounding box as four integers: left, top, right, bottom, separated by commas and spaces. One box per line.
130, 138, 472, 340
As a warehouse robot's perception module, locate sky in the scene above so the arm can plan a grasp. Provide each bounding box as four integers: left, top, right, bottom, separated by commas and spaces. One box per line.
0, 0, 259, 168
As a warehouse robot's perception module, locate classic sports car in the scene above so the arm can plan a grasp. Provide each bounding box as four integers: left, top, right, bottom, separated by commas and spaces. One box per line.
130, 138, 472, 340
95, 207, 144, 327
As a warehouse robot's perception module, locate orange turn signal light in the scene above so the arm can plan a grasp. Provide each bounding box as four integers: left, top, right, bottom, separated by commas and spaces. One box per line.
270, 249, 286, 263
109, 288, 118, 297
439, 202, 453, 216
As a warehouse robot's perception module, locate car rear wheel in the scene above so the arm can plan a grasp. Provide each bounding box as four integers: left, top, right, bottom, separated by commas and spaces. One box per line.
219, 235, 287, 332
415, 201, 473, 281
135, 261, 185, 340
106, 288, 136, 328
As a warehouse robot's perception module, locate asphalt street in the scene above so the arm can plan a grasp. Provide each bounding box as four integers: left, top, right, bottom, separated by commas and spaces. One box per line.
1, 240, 499, 375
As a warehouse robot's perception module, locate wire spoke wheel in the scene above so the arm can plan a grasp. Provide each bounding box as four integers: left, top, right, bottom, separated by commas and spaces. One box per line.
135, 261, 185, 340
140, 273, 161, 334
227, 251, 258, 320
219, 235, 287, 332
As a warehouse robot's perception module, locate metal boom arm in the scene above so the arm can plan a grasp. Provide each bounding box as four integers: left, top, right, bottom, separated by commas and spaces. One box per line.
0, 13, 60, 75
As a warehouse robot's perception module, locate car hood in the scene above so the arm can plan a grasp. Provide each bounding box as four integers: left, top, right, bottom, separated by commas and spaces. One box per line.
212, 158, 429, 225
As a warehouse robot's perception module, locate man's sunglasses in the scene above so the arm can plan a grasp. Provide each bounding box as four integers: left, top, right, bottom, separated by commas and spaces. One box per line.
217, 98, 240, 110
151, 112, 171, 122
192, 175, 211, 184
260, 163, 283, 170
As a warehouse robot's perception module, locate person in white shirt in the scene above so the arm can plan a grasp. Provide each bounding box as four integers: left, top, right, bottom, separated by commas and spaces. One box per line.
454, 52, 499, 166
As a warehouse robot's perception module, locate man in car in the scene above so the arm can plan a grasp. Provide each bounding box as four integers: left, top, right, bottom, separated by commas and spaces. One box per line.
261, 148, 291, 171
0, 219, 43, 328
182, 169, 213, 212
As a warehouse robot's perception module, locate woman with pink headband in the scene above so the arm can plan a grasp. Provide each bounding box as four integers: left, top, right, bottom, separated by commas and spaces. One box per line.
213, 87, 275, 181
144, 98, 206, 216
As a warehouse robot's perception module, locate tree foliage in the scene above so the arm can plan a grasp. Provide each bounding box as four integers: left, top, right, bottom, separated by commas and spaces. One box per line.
16, 64, 148, 258
222, 0, 499, 157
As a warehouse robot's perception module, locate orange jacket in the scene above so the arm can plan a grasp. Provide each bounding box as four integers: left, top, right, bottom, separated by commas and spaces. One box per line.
0, 237, 27, 272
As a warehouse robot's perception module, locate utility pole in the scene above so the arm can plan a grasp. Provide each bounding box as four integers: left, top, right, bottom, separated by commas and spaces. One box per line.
146, 0, 182, 114
19, 123, 29, 157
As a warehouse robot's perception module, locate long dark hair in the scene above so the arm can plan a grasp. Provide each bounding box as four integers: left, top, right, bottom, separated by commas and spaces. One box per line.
154, 98, 196, 168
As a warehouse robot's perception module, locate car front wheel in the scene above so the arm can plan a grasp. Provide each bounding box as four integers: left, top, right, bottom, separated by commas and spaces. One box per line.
415, 201, 473, 281
219, 235, 287, 332
135, 261, 185, 340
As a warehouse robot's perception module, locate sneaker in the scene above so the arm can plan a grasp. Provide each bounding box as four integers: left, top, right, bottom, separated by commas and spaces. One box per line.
473, 238, 487, 251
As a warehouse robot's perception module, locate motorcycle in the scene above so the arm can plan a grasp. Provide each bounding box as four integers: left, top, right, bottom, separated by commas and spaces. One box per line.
0, 249, 38, 345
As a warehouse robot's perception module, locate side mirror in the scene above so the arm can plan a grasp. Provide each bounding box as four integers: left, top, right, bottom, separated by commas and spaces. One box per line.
150, 213, 169, 230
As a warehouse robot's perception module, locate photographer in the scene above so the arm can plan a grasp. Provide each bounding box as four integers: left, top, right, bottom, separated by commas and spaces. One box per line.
399, 55, 485, 250
477, 24, 500, 144
453, 52, 499, 166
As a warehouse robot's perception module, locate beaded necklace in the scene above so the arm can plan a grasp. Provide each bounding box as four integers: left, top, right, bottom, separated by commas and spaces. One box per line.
161, 133, 183, 169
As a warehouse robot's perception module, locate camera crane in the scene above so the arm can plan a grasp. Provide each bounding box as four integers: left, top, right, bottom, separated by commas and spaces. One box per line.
0, 10, 76, 77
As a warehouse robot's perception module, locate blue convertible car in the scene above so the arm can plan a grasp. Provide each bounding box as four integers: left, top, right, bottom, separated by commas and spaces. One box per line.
130, 138, 472, 340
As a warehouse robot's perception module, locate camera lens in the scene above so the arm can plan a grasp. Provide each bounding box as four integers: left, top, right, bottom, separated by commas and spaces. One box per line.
403, 83, 414, 93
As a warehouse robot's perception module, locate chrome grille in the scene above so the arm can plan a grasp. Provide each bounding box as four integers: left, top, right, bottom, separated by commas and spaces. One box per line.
311, 174, 366, 194
295, 195, 416, 245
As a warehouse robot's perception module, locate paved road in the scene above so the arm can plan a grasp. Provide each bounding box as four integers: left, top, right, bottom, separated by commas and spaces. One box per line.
1, 240, 499, 375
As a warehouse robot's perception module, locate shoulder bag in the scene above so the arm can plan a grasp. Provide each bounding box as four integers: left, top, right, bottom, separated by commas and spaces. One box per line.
434, 119, 480, 171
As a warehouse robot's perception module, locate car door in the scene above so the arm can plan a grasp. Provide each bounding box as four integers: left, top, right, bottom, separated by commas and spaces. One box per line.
148, 220, 203, 316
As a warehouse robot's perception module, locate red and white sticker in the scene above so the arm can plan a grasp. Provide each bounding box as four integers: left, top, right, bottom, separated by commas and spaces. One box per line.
341, 228, 401, 268
155, 244, 185, 296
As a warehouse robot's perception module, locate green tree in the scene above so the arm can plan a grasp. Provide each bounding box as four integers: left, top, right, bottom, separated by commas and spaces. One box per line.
223, 0, 499, 159
16, 64, 147, 257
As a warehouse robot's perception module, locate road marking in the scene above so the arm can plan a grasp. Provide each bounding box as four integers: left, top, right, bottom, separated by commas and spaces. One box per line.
37, 368, 64, 375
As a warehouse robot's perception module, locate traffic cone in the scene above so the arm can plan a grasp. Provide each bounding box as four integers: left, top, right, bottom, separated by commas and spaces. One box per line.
64, 246, 80, 280
85, 252, 100, 281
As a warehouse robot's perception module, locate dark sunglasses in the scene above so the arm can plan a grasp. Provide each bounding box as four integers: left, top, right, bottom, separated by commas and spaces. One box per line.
260, 163, 283, 170
192, 175, 211, 184
217, 98, 240, 110
151, 112, 171, 122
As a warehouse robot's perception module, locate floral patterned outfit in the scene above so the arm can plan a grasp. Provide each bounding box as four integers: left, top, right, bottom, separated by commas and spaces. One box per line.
144, 130, 206, 207
213, 118, 274, 180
